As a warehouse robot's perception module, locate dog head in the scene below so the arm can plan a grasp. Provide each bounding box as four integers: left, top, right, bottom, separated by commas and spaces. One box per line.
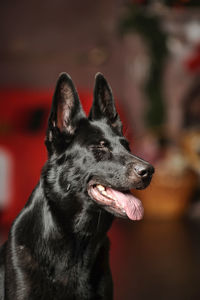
44, 73, 154, 221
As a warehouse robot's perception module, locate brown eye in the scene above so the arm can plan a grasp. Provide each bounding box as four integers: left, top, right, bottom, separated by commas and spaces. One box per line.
89, 140, 110, 150
99, 140, 111, 149
89, 140, 112, 160
99, 140, 106, 147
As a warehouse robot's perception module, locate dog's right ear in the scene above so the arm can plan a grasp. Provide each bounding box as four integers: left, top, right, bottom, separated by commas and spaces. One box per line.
45, 73, 85, 154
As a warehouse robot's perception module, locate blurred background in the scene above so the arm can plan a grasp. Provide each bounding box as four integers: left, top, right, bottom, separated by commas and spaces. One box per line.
0, 0, 200, 299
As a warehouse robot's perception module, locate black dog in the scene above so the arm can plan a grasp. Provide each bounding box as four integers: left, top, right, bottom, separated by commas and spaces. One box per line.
0, 73, 154, 300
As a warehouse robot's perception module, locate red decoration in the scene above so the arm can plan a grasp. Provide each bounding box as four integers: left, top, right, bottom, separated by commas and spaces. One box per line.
184, 44, 200, 73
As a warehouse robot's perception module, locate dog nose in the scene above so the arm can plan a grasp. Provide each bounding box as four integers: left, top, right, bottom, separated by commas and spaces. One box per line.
134, 164, 154, 179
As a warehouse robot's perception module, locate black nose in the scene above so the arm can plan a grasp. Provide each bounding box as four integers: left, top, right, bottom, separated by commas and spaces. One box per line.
134, 164, 154, 179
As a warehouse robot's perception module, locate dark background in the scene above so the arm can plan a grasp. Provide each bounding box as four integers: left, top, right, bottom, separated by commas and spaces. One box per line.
0, 1, 200, 299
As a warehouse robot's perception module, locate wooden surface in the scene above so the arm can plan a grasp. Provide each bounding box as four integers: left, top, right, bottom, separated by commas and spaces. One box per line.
109, 219, 200, 300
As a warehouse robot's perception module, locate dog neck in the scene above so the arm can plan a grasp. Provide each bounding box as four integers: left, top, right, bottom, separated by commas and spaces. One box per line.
10, 181, 113, 284
33, 180, 114, 243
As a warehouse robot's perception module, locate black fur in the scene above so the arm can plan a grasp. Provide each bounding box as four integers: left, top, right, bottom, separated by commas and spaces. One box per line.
0, 73, 154, 300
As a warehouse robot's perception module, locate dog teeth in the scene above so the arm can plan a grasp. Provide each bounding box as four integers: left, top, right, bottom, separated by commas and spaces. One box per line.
95, 184, 125, 213
96, 184, 116, 202
101, 190, 108, 196
101, 190, 114, 201
96, 184, 105, 191
107, 194, 114, 200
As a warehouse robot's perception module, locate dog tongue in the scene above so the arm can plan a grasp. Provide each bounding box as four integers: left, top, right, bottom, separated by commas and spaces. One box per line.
106, 188, 144, 220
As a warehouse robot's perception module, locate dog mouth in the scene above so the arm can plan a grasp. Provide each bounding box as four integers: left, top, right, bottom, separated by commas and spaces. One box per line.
88, 183, 144, 221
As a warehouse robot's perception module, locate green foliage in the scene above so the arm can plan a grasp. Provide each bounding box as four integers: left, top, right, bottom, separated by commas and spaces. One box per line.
119, 5, 168, 129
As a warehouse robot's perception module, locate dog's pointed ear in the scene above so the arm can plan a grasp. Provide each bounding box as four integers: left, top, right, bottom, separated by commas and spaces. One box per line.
89, 73, 123, 135
46, 73, 85, 152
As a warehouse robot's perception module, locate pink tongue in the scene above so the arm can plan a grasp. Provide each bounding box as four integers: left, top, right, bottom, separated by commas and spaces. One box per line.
107, 188, 144, 220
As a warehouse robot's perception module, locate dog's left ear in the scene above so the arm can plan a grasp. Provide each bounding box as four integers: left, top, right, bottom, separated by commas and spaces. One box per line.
46, 73, 85, 153
89, 73, 123, 135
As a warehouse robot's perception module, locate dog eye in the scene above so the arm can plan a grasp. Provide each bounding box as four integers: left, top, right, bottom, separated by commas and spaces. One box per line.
99, 140, 107, 147
98, 140, 111, 149
89, 140, 109, 150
